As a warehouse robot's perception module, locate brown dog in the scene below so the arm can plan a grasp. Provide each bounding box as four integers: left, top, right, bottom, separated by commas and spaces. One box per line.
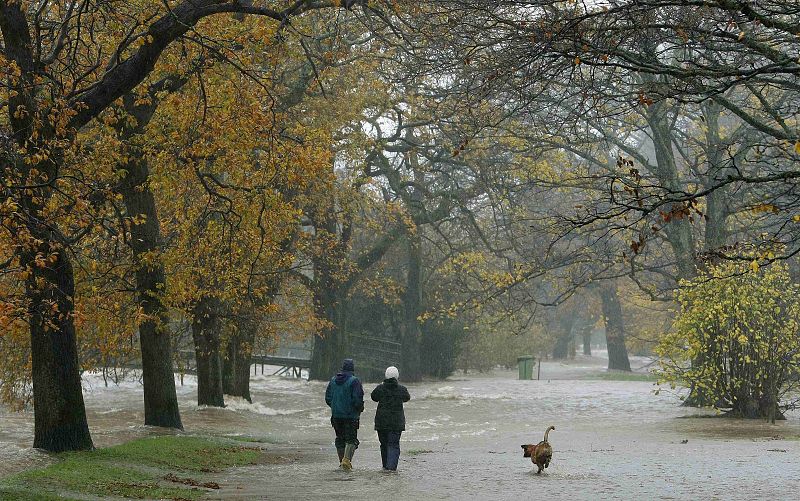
521, 425, 555, 474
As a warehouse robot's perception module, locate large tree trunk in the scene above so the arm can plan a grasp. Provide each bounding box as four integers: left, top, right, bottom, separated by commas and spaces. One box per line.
644, 99, 697, 282
111, 91, 184, 429
401, 233, 423, 382
310, 286, 346, 381
26, 245, 94, 452
223, 314, 257, 402
702, 102, 730, 257
310, 330, 337, 381
308, 194, 348, 382
551, 332, 571, 359
191, 297, 224, 407
580, 311, 596, 356
598, 282, 631, 372
117, 151, 182, 429
400, 143, 427, 382
552, 313, 577, 360
582, 329, 592, 356
1, 10, 93, 452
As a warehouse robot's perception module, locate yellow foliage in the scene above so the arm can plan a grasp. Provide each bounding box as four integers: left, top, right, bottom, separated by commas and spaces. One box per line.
656, 261, 800, 417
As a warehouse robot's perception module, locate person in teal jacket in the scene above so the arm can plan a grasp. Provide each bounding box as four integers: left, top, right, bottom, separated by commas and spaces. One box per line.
325, 358, 364, 470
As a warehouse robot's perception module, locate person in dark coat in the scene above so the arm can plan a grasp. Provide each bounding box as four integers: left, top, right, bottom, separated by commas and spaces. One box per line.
325, 358, 364, 470
370, 366, 411, 471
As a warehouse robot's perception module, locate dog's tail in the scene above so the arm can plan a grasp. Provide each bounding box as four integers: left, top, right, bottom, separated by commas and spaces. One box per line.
543, 425, 555, 442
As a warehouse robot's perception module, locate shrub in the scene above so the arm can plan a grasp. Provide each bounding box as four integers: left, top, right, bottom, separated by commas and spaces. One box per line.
656, 261, 800, 420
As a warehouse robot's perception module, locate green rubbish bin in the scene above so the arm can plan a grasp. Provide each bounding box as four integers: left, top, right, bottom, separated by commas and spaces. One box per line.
517, 355, 534, 380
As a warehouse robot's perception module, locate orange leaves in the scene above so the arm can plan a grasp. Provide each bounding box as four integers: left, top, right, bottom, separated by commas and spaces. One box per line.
452, 137, 470, 157
657, 200, 703, 226
141, 46, 337, 312
0, 300, 25, 333
33, 252, 58, 269
751, 203, 780, 214
630, 235, 645, 255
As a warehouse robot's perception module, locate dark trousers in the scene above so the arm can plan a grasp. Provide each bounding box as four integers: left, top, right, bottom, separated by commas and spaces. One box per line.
377, 430, 402, 470
331, 418, 360, 449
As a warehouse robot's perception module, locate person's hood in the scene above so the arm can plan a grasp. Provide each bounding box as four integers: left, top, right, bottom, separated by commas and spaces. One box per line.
382, 377, 398, 388
335, 370, 354, 385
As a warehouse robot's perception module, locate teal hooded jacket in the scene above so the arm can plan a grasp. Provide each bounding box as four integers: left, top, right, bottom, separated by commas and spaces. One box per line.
325, 363, 364, 420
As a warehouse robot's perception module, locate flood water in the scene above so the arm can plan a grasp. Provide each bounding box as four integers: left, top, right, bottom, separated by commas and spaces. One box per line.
2, 353, 800, 500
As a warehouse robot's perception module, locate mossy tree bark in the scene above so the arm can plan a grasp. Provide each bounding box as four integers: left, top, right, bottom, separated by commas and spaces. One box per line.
582, 330, 592, 356
223, 313, 258, 402
552, 314, 577, 360
192, 297, 225, 407
27, 244, 94, 452
598, 282, 631, 372
401, 232, 423, 382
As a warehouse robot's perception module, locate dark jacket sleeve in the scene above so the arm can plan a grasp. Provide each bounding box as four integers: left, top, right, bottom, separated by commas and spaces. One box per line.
325, 380, 332, 407
352, 378, 365, 413
401, 385, 410, 403
371, 384, 384, 402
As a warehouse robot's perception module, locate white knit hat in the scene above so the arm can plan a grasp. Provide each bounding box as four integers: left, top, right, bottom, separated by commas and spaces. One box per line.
385, 366, 399, 380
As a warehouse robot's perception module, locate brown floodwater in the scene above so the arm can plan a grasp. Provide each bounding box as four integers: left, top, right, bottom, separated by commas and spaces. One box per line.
2, 353, 799, 500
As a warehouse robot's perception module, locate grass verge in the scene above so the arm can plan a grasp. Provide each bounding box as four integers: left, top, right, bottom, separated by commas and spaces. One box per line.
0, 435, 262, 500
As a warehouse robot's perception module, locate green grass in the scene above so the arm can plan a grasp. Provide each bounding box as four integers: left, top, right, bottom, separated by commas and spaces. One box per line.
406, 449, 435, 456
0, 435, 263, 500
91, 435, 261, 472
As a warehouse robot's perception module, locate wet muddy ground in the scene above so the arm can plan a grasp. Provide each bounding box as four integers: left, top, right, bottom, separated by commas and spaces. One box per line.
2, 353, 799, 500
